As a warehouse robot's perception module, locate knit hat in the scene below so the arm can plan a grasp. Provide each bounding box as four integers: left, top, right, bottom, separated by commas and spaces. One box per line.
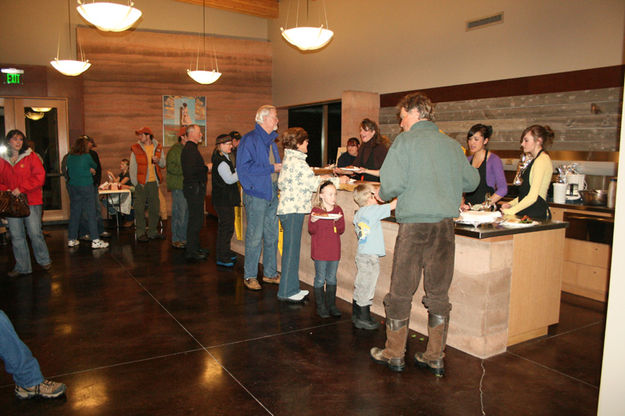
216, 133, 232, 145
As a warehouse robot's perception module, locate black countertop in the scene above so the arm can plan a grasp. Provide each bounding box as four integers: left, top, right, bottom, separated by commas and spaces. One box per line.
454, 220, 568, 239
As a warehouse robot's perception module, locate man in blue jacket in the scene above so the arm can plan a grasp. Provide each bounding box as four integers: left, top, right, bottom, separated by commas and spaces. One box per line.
236, 105, 282, 290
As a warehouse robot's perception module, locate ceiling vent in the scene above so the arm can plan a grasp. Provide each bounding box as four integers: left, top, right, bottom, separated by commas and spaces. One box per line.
467, 12, 504, 31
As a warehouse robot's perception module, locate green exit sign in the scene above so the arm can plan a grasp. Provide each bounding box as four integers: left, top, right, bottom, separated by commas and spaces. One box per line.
6, 73, 22, 84
2, 68, 24, 85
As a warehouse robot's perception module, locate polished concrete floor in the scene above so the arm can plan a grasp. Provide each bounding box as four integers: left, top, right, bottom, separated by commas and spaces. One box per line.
0, 218, 604, 415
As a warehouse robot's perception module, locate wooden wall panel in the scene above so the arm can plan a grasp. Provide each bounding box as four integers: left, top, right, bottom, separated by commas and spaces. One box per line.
176, 0, 278, 18
78, 28, 271, 168
78, 27, 271, 213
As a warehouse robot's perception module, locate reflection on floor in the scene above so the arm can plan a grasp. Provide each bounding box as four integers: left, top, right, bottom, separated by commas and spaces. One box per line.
0, 219, 604, 415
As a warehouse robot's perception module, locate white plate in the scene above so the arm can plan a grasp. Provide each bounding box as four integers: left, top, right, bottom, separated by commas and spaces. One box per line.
312, 213, 342, 220
338, 166, 360, 172
500, 220, 538, 228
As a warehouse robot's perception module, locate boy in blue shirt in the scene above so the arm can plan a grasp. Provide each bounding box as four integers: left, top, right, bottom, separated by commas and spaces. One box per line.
352, 184, 397, 330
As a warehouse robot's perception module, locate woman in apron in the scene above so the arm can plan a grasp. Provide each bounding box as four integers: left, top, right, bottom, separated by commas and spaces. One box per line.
501, 125, 554, 220
352, 118, 388, 182
462, 124, 508, 209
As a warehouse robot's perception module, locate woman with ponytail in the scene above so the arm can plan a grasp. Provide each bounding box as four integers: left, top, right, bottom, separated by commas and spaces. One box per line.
501, 125, 555, 219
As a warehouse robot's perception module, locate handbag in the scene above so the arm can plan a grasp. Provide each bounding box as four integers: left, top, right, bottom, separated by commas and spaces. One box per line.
0, 191, 30, 217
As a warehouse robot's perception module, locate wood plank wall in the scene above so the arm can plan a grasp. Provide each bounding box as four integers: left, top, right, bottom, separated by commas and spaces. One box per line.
380, 88, 623, 152
78, 27, 272, 210
176, 0, 278, 18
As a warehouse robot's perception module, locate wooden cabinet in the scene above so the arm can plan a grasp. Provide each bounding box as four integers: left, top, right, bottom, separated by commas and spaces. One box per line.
552, 207, 612, 302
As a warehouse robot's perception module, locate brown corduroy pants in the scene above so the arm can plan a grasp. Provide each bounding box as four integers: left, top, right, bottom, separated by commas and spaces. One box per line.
383, 219, 455, 319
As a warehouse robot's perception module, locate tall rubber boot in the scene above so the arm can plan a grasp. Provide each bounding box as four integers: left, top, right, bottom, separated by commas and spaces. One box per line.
314, 287, 330, 318
325, 284, 341, 317
353, 303, 380, 330
370, 318, 409, 372
414, 313, 449, 377
351, 300, 359, 325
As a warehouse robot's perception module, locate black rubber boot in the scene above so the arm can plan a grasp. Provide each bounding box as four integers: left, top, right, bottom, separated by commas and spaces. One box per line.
314, 287, 330, 318
352, 300, 359, 324
353, 303, 380, 330
325, 284, 341, 317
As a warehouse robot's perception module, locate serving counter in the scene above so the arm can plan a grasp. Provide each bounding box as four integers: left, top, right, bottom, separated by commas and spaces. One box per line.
231, 187, 567, 359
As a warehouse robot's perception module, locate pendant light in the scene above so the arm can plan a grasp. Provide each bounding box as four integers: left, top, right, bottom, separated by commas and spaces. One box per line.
280, 0, 333, 51
187, 0, 221, 85
76, 1, 142, 32
50, 0, 91, 76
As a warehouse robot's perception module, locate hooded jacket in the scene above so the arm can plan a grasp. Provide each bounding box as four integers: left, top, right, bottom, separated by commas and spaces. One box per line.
1, 149, 46, 206
236, 123, 280, 201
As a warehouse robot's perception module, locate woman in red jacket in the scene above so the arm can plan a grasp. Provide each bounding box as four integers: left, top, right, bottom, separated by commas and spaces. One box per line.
1, 130, 51, 277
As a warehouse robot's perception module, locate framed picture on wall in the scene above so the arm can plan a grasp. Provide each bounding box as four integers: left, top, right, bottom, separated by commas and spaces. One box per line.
162, 95, 206, 147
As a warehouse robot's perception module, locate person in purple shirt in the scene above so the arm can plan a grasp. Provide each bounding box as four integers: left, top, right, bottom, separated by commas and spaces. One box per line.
461, 124, 508, 209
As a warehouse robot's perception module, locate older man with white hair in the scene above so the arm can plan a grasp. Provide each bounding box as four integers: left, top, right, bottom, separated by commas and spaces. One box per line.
236, 105, 282, 291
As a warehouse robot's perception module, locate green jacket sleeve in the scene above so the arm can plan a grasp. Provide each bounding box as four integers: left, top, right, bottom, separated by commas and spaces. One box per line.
378, 139, 407, 202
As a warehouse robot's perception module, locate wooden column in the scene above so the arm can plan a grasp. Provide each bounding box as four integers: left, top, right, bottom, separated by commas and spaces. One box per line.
341, 91, 379, 146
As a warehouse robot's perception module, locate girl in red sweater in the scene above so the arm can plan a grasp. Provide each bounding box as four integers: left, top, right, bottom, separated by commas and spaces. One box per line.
308, 181, 345, 318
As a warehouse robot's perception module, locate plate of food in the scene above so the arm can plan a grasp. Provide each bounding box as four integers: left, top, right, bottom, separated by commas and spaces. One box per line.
455, 210, 501, 226
338, 166, 360, 172
500, 215, 538, 228
311, 212, 342, 220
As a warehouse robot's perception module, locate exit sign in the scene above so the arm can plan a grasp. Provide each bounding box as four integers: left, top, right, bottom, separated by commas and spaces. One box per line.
6, 73, 22, 84
1, 68, 25, 85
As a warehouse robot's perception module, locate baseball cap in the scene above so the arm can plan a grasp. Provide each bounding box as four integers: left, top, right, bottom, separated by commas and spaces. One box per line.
135, 127, 153, 135
179, 126, 188, 137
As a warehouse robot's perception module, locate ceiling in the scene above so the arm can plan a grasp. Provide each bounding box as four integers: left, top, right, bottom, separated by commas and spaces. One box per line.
175, 0, 278, 19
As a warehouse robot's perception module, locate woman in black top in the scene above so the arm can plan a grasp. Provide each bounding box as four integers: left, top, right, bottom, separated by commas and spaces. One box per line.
211, 133, 240, 267
352, 119, 388, 182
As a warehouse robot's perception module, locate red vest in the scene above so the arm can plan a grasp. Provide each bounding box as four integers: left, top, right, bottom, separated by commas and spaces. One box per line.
131, 142, 162, 184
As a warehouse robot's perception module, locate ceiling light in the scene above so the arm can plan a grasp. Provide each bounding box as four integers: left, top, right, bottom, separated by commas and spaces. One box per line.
187, 70, 221, 85
25, 111, 45, 121
280, 0, 334, 51
281, 26, 334, 51
30, 107, 53, 112
187, 0, 221, 85
77, 1, 142, 32
51, 0, 91, 76
50, 59, 92, 76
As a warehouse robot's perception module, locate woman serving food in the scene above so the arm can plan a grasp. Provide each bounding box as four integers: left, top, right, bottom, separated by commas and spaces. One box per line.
500, 125, 554, 220
338, 119, 388, 182
461, 124, 507, 210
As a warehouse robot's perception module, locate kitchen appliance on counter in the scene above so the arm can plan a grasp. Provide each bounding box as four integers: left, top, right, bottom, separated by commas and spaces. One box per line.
565, 173, 586, 200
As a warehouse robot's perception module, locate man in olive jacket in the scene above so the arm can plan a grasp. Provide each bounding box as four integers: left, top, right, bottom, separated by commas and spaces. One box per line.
166, 127, 188, 249
370, 92, 479, 376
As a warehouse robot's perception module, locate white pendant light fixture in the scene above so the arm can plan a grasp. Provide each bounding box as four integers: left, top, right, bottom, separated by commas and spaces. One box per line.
30, 107, 53, 113
50, 0, 91, 76
76, 1, 142, 32
25, 111, 45, 121
280, 0, 333, 51
187, 0, 221, 85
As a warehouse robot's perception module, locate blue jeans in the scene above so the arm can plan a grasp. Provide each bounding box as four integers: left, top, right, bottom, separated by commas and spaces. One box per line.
78, 185, 104, 237
277, 213, 305, 298
68, 185, 99, 241
171, 189, 188, 243
314, 260, 339, 288
0, 310, 44, 388
7, 205, 51, 274
243, 186, 279, 280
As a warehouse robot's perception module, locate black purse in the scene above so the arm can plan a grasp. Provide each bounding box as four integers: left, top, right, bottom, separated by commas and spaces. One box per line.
0, 191, 30, 217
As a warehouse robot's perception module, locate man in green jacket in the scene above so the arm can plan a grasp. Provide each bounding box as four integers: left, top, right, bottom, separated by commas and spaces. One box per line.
370, 92, 479, 376
166, 127, 188, 249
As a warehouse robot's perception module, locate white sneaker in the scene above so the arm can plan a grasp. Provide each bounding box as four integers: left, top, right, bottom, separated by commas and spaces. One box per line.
288, 290, 309, 302
91, 239, 109, 249
67, 240, 79, 247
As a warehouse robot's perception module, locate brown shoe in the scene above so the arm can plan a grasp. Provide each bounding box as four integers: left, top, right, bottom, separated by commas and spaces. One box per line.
370, 318, 409, 372
262, 274, 280, 285
243, 278, 262, 291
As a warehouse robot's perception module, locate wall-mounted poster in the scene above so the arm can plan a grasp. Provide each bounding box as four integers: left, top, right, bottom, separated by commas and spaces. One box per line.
162, 95, 206, 147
